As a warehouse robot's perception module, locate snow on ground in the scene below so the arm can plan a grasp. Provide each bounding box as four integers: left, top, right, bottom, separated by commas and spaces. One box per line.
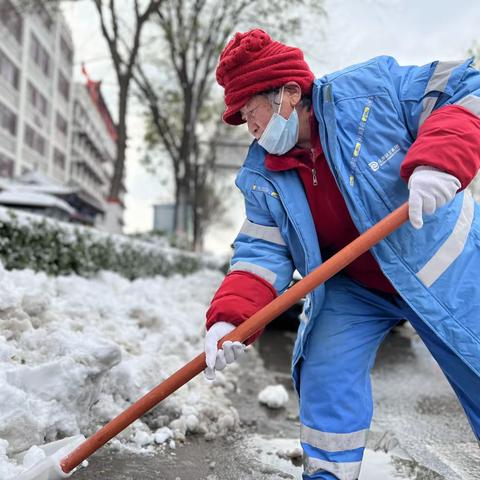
0, 263, 237, 478
258, 385, 289, 409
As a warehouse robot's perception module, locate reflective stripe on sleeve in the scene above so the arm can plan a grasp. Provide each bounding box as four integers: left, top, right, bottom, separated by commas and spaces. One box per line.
229, 261, 277, 285
239, 219, 286, 246
419, 60, 465, 128
455, 94, 480, 117
304, 456, 362, 480
416, 191, 474, 288
301, 424, 368, 452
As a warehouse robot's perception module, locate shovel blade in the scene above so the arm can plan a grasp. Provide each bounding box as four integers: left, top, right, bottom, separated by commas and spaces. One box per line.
15, 435, 86, 480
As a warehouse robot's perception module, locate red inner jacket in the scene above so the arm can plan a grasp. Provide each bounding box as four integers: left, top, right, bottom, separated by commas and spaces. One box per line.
207, 105, 480, 336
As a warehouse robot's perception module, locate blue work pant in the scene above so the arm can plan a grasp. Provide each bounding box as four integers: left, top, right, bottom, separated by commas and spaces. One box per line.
297, 276, 480, 480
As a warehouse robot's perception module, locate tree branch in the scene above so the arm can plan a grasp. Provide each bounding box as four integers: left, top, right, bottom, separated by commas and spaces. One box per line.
93, 0, 122, 75
133, 64, 180, 164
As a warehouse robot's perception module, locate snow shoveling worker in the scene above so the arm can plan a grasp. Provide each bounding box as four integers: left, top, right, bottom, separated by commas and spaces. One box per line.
203, 28, 480, 480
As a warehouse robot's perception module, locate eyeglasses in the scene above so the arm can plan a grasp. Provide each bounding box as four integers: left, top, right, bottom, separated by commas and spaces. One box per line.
240, 91, 281, 122
241, 104, 262, 122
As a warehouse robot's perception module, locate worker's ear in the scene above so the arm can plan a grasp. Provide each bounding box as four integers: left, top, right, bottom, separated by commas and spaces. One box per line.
283, 81, 302, 108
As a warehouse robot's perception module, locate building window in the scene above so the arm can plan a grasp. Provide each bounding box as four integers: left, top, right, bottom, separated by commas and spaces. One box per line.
24, 124, 45, 155
57, 71, 70, 101
0, 0, 23, 44
29, 33, 50, 77
0, 48, 19, 90
0, 101, 17, 136
60, 36, 73, 65
54, 148, 65, 170
0, 151, 13, 177
56, 112, 68, 136
27, 82, 48, 116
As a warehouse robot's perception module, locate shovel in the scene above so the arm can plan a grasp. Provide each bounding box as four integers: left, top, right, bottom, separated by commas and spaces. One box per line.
16, 202, 409, 479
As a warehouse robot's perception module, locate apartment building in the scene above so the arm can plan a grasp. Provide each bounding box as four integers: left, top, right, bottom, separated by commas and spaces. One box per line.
0, 1, 124, 232
0, 1, 72, 179
70, 79, 124, 231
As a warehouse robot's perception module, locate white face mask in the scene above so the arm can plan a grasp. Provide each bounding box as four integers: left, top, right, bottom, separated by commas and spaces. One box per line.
258, 87, 299, 155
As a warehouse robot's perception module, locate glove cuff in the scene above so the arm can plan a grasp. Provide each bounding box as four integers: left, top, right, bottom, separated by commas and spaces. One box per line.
408, 165, 461, 190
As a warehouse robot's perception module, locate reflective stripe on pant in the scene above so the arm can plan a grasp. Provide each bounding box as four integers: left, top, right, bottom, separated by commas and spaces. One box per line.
297, 275, 480, 480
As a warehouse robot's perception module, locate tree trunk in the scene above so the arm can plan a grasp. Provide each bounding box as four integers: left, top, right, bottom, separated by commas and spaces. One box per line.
173, 180, 180, 232
109, 81, 129, 200
193, 204, 204, 252
192, 164, 201, 252
175, 179, 191, 246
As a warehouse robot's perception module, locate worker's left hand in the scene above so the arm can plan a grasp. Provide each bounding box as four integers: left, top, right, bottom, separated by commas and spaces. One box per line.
408, 166, 461, 229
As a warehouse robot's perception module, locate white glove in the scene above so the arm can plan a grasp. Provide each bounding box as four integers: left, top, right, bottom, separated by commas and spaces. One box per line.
204, 322, 246, 381
408, 166, 461, 229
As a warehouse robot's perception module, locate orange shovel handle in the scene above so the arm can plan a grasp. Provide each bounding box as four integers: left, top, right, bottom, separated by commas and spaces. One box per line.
60, 202, 409, 473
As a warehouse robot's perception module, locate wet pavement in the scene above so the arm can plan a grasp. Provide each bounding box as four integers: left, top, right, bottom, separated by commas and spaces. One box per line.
72, 323, 480, 480
370, 324, 480, 479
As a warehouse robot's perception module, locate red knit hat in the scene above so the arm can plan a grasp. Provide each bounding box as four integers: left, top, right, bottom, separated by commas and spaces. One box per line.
216, 29, 315, 125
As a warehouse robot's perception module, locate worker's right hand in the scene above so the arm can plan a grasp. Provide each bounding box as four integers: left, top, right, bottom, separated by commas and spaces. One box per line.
204, 322, 246, 381
408, 165, 461, 229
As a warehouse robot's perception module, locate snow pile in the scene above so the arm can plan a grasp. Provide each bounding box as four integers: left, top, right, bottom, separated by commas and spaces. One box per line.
277, 445, 303, 460
258, 385, 289, 409
0, 264, 237, 478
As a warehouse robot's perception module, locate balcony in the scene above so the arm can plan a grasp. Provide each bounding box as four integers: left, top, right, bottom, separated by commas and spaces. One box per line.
22, 145, 49, 172
70, 167, 105, 205
57, 53, 73, 80
26, 106, 50, 136
52, 165, 66, 183
27, 61, 53, 97
72, 135, 109, 185
71, 150, 107, 187
29, 18, 55, 51
0, 78, 20, 110
55, 132, 68, 151
0, 129, 16, 154
56, 91, 70, 116
0, 25, 22, 60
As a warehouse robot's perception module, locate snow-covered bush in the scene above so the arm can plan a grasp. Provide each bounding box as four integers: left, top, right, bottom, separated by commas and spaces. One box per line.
0, 208, 217, 279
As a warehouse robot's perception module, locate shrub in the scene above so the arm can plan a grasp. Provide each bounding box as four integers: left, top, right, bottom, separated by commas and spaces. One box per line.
0, 208, 219, 279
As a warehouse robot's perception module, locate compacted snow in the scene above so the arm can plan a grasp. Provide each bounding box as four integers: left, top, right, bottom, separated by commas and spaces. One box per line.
0, 264, 239, 478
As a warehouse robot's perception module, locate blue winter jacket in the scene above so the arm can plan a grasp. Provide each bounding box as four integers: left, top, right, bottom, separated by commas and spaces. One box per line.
229, 56, 480, 382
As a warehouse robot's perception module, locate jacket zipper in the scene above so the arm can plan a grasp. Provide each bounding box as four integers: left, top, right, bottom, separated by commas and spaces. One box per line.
311, 149, 318, 186
245, 165, 326, 332
318, 85, 345, 197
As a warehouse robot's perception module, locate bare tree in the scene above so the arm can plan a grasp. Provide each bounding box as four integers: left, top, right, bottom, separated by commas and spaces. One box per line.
92, 0, 164, 202
136, 0, 325, 250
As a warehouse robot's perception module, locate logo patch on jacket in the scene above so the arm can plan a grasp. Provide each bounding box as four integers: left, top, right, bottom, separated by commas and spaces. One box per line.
369, 144, 400, 172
